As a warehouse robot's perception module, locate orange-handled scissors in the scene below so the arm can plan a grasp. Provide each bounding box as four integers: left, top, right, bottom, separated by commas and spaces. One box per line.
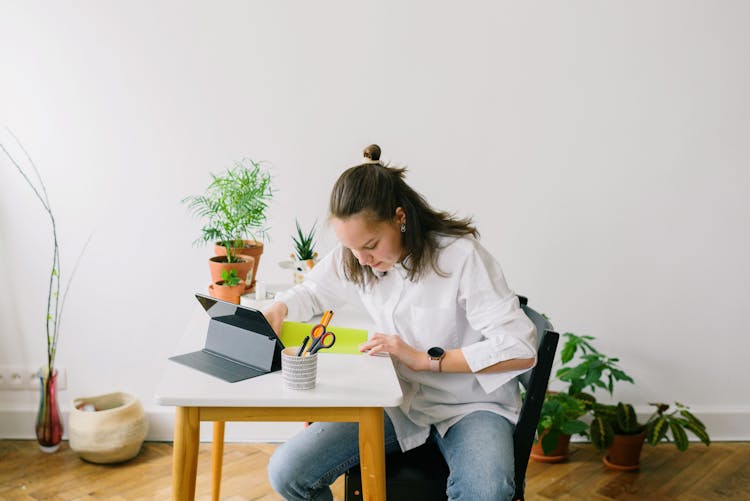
301, 310, 333, 356
308, 330, 336, 355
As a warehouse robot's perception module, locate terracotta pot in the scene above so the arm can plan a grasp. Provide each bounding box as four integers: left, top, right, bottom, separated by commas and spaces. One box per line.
530, 431, 571, 463
208, 255, 255, 288
214, 240, 263, 291
208, 281, 247, 304
603, 431, 646, 471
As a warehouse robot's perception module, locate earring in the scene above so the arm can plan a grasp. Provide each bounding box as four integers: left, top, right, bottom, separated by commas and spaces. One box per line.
400, 223, 406, 233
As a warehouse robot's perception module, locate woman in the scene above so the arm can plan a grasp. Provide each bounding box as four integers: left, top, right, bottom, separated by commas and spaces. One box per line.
264, 145, 537, 501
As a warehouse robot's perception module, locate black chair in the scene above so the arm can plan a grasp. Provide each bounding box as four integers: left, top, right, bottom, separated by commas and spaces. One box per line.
344, 297, 559, 501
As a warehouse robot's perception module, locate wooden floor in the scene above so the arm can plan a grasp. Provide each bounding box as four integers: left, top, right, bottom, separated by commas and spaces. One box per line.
1, 440, 749, 500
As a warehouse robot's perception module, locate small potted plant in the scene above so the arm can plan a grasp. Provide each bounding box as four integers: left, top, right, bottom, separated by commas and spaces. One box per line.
279, 219, 319, 284
183, 158, 273, 292
531, 392, 589, 462
208, 269, 246, 304
531, 333, 634, 462
590, 401, 710, 471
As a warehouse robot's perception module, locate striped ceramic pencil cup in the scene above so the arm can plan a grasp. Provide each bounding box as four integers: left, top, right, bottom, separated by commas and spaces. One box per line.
281, 347, 318, 390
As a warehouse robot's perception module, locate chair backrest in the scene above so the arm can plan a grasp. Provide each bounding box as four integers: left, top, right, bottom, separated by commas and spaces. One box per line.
513, 299, 559, 500
518, 298, 555, 390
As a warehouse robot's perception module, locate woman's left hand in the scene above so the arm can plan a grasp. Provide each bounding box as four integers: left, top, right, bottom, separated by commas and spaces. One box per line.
359, 333, 427, 371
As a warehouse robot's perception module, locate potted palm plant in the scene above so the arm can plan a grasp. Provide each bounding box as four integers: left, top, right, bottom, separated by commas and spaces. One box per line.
590, 401, 710, 471
531, 333, 634, 462
183, 158, 273, 293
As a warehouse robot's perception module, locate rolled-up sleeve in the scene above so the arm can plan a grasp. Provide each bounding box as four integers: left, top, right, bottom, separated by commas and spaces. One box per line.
458, 242, 537, 393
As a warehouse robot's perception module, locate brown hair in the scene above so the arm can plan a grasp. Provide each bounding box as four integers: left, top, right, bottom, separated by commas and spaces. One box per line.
329, 144, 478, 287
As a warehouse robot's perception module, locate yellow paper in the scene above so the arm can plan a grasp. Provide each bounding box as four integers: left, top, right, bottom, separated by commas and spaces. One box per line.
280, 321, 368, 355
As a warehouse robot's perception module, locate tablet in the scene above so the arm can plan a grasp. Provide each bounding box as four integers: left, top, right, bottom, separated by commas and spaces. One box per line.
168, 293, 284, 382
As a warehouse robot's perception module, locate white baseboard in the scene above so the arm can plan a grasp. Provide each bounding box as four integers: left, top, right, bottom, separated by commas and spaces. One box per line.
569, 406, 749, 442
2, 405, 747, 442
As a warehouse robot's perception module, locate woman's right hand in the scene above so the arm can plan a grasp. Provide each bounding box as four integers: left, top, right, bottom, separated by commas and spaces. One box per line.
262, 301, 288, 335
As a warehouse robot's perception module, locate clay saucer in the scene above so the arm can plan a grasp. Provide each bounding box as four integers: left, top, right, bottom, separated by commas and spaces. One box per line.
603, 455, 640, 471
530, 451, 569, 463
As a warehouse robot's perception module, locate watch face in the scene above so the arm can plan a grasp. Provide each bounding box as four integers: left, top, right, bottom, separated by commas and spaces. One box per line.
427, 347, 445, 358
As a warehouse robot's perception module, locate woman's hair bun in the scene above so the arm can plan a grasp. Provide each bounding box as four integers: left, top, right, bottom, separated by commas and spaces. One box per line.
363, 144, 381, 161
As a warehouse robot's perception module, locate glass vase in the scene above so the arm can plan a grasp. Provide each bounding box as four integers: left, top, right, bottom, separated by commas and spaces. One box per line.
35, 368, 63, 453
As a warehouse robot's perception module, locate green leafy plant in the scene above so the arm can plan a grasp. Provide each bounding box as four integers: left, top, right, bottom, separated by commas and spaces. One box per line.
556, 333, 635, 396
219, 269, 241, 287
646, 402, 710, 450
535, 332, 635, 455
183, 158, 273, 263
292, 219, 317, 261
0, 130, 91, 377
590, 401, 710, 451
536, 392, 590, 454
590, 402, 642, 450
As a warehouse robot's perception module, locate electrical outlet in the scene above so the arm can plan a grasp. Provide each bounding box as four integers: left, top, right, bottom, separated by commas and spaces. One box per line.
0, 366, 67, 391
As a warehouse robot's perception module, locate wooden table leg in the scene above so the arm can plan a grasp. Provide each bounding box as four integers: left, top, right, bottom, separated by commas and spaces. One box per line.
211, 421, 225, 501
358, 407, 386, 501
172, 407, 200, 501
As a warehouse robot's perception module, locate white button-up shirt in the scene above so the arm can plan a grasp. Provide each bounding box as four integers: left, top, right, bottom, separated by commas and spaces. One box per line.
275, 235, 537, 452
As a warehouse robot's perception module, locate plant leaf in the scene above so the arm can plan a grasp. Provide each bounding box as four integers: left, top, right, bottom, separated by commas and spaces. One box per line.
561, 419, 589, 435
683, 420, 711, 446
679, 409, 706, 430
541, 429, 561, 455
574, 392, 596, 410
560, 341, 576, 364
646, 416, 668, 446
669, 419, 690, 451
590, 417, 614, 450
616, 402, 639, 434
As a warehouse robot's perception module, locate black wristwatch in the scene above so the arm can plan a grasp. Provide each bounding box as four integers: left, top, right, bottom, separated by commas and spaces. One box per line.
427, 347, 446, 372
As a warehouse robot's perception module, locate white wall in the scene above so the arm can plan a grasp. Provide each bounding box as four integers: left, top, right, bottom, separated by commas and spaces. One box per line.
1, 1, 749, 442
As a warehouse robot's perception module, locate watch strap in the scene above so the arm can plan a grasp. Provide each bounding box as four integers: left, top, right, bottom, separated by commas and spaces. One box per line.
429, 356, 441, 372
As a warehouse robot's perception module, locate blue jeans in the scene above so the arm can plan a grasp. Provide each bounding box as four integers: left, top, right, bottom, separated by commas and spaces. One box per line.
267, 411, 516, 501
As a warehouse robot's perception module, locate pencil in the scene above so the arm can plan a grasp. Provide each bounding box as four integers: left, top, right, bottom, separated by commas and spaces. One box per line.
296, 336, 310, 357
321, 310, 334, 326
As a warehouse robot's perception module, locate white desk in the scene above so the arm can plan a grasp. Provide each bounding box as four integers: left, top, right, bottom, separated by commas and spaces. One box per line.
155, 304, 402, 501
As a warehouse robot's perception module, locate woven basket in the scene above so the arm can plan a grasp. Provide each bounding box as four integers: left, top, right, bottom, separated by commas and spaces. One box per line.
69, 392, 148, 464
